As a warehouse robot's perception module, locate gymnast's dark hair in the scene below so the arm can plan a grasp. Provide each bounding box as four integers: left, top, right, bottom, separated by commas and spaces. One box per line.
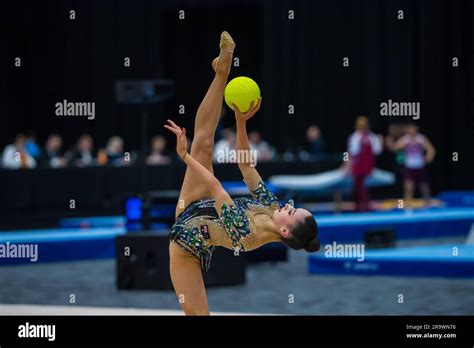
280, 216, 320, 252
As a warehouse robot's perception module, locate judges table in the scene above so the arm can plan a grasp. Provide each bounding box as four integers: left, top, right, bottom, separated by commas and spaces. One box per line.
0, 161, 338, 215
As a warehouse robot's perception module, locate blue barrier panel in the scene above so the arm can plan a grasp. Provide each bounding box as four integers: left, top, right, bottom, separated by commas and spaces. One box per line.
308, 244, 474, 278
0, 227, 126, 264
314, 208, 474, 244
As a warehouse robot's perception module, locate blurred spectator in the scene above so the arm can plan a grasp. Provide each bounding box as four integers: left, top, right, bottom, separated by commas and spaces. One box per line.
213, 128, 236, 163
282, 136, 297, 161
146, 135, 171, 165
389, 122, 436, 207
347, 116, 383, 211
299, 125, 326, 160
385, 123, 406, 166
101, 136, 127, 166
65, 134, 95, 167
385, 123, 406, 195
2, 134, 37, 169
40, 134, 65, 168
25, 132, 41, 160
249, 130, 274, 161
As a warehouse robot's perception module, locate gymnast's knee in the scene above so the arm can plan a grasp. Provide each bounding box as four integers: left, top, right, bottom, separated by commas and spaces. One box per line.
192, 132, 214, 156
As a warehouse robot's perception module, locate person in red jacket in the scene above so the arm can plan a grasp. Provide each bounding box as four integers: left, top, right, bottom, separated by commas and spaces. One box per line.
347, 116, 383, 211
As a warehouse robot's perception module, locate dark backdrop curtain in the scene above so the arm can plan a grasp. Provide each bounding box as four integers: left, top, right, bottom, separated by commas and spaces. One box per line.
1, 0, 473, 192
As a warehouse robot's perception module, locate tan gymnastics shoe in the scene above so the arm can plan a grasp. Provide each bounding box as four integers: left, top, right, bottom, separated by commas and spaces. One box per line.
212, 31, 235, 72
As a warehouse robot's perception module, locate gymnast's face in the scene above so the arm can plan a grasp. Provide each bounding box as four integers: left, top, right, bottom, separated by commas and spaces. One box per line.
273, 203, 312, 238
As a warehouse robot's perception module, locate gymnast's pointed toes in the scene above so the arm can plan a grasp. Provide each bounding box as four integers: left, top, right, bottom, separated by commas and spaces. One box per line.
220, 31, 235, 52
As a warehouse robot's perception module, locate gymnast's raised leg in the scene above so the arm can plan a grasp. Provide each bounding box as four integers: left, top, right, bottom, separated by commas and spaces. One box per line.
169, 32, 235, 315
175, 31, 234, 217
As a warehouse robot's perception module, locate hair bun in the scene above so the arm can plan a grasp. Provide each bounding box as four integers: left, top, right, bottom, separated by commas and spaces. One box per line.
304, 238, 320, 252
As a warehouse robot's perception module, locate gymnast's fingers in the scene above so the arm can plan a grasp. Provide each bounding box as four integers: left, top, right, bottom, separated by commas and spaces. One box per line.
167, 119, 180, 129
254, 97, 262, 113
248, 100, 255, 113
164, 124, 179, 135
232, 103, 241, 113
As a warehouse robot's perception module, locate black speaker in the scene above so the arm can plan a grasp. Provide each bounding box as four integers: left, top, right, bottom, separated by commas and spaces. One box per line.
116, 231, 247, 290
364, 228, 396, 249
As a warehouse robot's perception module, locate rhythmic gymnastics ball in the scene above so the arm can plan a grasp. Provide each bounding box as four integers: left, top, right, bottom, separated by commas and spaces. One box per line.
224, 76, 261, 113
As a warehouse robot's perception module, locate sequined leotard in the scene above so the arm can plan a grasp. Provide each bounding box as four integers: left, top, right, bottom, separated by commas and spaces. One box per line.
169, 180, 280, 271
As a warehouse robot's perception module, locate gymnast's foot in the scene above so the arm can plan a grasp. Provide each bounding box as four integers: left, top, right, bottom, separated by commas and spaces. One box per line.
212, 31, 235, 74
220, 31, 235, 52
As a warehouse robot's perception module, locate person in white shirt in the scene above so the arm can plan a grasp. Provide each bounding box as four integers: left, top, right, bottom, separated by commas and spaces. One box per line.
212, 128, 236, 163
249, 130, 274, 161
2, 134, 37, 169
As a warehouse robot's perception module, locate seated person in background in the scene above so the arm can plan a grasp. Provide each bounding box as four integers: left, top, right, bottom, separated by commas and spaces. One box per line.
146, 135, 172, 165
2, 133, 37, 169
282, 136, 297, 161
389, 122, 436, 207
25, 132, 41, 161
212, 128, 236, 163
248, 130, 274, 161
299, 125, 326, 160
65, 134, 95, 167
99, 136, 128, 167
40, 134, 65, 168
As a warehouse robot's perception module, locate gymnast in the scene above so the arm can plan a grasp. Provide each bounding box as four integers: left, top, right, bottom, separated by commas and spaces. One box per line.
164, 32, 320, 315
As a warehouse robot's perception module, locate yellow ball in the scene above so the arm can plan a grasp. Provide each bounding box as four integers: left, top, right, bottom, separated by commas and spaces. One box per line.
224, 76, 261, 113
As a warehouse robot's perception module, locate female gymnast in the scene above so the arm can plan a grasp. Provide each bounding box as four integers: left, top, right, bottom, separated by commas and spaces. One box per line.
164, 31, 320, 315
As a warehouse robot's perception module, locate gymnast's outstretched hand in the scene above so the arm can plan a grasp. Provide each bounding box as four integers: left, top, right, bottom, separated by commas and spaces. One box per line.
164, 119, 188, 159
232, 97, 262, 123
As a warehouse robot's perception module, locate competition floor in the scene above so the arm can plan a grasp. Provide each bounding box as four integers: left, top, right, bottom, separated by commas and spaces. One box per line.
0, 304, 257, 316
1, 248, 473, 315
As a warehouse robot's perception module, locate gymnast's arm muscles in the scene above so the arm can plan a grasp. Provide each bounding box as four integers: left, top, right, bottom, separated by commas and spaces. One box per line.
242, 168, 263, 192
235, 119, 261, 188
182, 152, 232, 210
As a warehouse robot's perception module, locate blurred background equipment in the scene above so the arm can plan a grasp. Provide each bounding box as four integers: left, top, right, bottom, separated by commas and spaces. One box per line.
116, 231, 247, 290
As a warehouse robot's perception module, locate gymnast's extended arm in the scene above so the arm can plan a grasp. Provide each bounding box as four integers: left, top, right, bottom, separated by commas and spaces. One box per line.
233, 98, 263, 189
